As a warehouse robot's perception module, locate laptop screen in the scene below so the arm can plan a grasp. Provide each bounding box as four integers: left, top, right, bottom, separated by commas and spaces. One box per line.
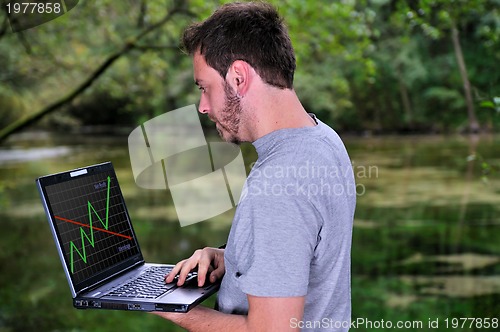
38, 162, 143, 293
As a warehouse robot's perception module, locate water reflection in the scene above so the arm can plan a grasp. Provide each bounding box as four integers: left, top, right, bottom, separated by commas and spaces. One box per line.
456, 134, 479, 248
0, 132, 499, 331
346, 134, 500, 329
0, 146, 72, 164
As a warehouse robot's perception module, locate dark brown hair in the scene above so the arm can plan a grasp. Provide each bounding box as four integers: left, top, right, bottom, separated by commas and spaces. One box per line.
182, 2, 296, 89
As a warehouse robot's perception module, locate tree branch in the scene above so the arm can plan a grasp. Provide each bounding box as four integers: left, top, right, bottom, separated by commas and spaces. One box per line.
137, 0, 147, 28
0, 4, 191, 143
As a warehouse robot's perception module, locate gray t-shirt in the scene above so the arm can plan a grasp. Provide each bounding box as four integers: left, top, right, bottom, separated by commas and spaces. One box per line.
217, 116, 355, 332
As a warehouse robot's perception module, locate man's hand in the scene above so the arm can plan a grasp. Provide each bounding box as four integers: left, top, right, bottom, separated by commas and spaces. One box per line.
165, 247, 225, 287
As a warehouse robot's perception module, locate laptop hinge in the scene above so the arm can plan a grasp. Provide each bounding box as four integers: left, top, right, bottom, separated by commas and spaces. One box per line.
77, 260, 145, 296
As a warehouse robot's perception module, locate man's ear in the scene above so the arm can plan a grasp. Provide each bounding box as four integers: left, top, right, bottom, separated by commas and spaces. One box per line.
225, 60, 252, 97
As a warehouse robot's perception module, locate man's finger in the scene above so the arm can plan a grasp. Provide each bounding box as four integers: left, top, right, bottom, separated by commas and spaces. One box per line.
210, 266, 225, 283
177, 259, 198, 286
195, 254, 212, 287
165, 260, 186, 283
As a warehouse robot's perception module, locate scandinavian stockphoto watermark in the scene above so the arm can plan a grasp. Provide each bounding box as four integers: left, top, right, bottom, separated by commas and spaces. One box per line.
290, 317, 499, 330
128, 105, 247, 227
128, 105, 378, 226
5, 0, 79, 32
242, 160, 377, 200
290, 317, 424, 330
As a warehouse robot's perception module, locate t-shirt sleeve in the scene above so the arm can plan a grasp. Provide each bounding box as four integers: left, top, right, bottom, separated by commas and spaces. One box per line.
235, 179, 321, 297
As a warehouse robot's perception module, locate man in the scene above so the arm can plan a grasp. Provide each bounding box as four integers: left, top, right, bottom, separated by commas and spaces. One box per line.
155, 2, 355, 331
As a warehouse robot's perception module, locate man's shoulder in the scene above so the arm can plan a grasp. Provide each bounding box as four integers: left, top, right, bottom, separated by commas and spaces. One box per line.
270, 122, 346, 163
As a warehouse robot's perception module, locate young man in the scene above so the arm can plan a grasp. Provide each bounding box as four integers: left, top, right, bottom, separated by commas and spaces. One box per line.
155, 2, 356, 331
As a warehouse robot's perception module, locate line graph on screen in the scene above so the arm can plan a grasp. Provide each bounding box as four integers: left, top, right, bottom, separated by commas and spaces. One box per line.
54, 176, 132, 273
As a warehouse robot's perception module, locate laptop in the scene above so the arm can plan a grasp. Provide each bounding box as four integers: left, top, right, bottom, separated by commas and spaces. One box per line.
36, 161, 219, 312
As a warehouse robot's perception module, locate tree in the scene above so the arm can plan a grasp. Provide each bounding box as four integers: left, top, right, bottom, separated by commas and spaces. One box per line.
403, 0, 492, 132
1, 0, 499, 137
0, 0, 194, 142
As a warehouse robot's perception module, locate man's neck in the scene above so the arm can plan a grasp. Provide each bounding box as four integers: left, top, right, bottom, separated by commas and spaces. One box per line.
243, 87, 316, 142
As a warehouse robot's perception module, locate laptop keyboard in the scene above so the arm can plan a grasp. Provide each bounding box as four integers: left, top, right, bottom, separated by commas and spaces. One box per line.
106, 266, 197, 299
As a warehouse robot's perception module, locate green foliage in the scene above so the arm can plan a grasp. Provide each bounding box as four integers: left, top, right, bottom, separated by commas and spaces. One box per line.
66, 90, 136, 126
480, 97, 500, 113
0, 88, 29, 129
347, 0, 500, 132
0, 0, 499, 134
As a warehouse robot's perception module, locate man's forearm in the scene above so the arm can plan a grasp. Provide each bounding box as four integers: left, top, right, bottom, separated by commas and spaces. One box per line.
153, 306, 248, 332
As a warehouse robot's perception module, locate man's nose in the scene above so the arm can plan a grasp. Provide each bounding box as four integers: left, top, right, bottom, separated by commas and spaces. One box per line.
198, 94, 209, 114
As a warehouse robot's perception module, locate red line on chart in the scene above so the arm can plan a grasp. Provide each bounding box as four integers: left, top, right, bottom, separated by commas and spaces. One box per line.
54, 215, 132, 240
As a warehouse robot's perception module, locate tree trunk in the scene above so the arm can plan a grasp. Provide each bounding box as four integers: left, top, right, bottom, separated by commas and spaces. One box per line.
397, 66, 414, 129
451, 24, 480, 133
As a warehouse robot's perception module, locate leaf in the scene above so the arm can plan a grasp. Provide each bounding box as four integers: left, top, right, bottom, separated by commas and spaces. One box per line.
480, 101, 495, 109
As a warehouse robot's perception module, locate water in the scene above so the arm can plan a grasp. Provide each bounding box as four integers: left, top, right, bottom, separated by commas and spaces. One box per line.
0, 132, 498, 331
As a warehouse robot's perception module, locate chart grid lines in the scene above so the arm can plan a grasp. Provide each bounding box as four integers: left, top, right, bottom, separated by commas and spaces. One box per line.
45, 171, 139, 284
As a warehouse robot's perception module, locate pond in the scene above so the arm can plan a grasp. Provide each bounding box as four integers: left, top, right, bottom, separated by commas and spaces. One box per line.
0, 131, 499, 331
